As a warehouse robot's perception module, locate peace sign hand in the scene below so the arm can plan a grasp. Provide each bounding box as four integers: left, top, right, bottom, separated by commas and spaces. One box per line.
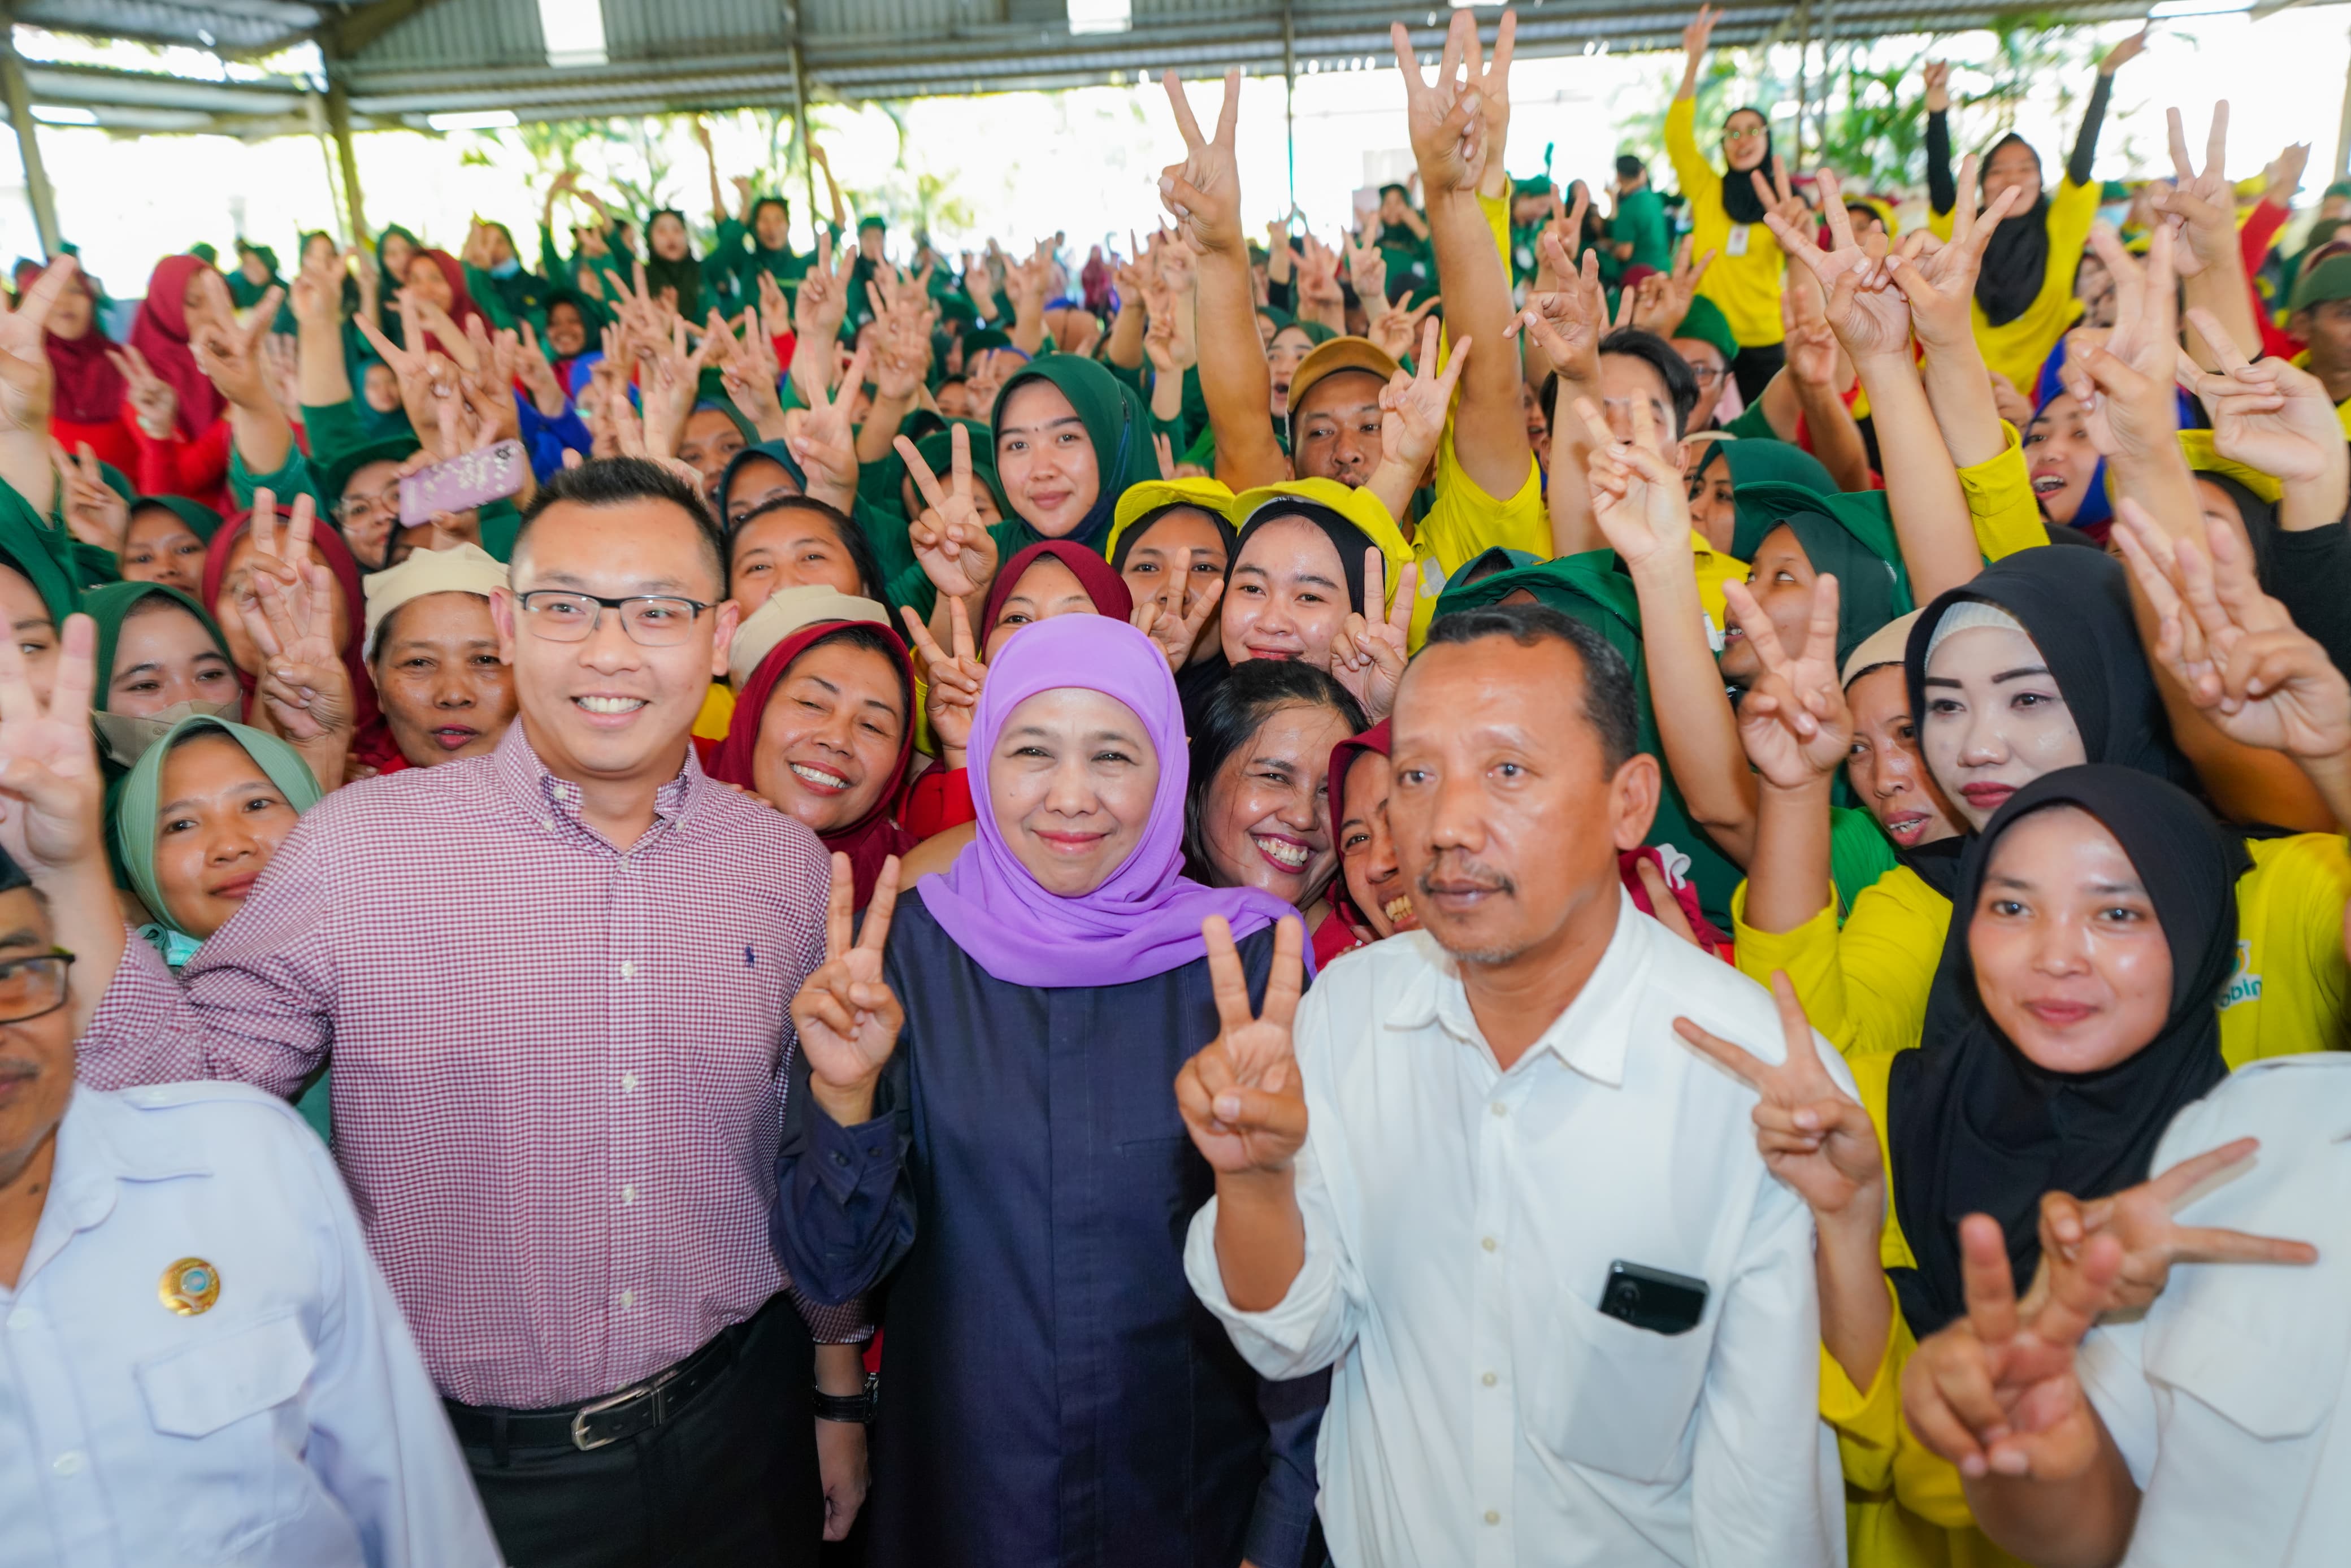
791, 852, 907, 1126
1573, 394, 1692, 572
2150, 103, 2235, 280
107, 342, 179, 438
238, 496, 354, 747
896, 424, 999, 601
1159, 68, 1244, 257
1392, 12, 1487, 196
2112, 498, 2351, 761
1766, 167, 1911, 363
1377, 316, 1469, 479
1888, 154, 2025, 351
0, 609, 101, 877
1725, 571, 1854, 787
2060, 225, 2179, 461
1902, 1215, 2123, 1483
793, 341, 869, 510
0, 257, 73, 435
1328, 550, 1416, 720
2037, 1136, 2317, 1315
192, 285, 283, 411
1675, 972, 1882, 1223
1175, 914, 1309, 1175
1131, 545, 1224, 675
1507, 237, 1605, 384
900, 598, 987, 766
54, 441, 127, 551
2177, 307, 2342, 486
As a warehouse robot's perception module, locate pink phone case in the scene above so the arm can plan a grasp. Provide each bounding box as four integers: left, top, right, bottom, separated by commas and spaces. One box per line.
398, 440, 528, 527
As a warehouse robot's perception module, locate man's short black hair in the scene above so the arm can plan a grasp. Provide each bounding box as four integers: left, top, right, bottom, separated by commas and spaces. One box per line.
1597, 326, 1701, 441
1417, 601, 1639, 772
1615, 154, 1646, 184
512, 457, 726, 593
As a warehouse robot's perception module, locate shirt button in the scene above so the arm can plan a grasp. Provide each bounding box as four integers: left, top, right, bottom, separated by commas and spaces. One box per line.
621, 1184, 636, 1205
1481, 1236, 1498, 1253
1490, 1102, 1507, 1118
1484, 1509, 1500, 1526
1481, 1371, 1497, 1387
53, 1452, 84, 1476
6, 1308, 36, 1330
621, 1072, 639, 1093
618, 1288, 635, 1309
619, 961, 636, 980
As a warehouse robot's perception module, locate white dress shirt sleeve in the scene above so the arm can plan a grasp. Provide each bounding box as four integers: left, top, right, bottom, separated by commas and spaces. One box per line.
1691, 1162, 1841, 1568
286, 1129, 504, 1566
1183, 981, 1365, 1380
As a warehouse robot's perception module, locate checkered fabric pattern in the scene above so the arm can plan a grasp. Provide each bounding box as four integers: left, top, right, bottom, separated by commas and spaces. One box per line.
79, 721, 863, 1408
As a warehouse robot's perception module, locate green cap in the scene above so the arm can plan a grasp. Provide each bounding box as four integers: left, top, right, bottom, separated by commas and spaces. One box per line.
857, 214, 887, 233
2290, 254, 2351, 312
1673, 295, 1740, 363
1512, 176, 1553, 201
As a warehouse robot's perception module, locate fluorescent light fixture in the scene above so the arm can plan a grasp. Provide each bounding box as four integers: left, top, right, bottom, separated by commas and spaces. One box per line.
539, 0, 610, 67
2148, 0, 2249, 14
29, 105, 98, 125
1069, 0, 1130, 34
427, 109, 519, 131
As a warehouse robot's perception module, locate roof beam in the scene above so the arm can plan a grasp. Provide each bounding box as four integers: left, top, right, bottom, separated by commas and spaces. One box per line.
317, 0, 453, 59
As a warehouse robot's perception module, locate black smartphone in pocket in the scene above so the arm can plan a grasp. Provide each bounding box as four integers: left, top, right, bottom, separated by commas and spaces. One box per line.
1598, 1261, 1710, 1336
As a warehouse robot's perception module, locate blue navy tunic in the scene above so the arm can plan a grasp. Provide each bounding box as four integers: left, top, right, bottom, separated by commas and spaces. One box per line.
776, 892, 1323, 1568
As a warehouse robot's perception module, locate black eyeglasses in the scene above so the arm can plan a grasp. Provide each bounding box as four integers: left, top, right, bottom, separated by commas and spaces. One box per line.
515, 590, 714, 647
0, 952, 73, 1024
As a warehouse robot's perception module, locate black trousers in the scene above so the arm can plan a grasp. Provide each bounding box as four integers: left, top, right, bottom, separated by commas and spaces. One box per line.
457, 1297, 823, 1568
1731, 340, 1786, 407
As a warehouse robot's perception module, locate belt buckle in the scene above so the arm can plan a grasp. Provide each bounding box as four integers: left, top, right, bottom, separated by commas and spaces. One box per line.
570, 1380, 653, 1452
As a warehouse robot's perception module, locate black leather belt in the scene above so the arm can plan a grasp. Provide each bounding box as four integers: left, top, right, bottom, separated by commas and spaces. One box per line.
445, 1322, 745, 1454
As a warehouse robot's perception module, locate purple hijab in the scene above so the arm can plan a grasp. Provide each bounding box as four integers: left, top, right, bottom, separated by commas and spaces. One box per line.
918, 614, 1302, 988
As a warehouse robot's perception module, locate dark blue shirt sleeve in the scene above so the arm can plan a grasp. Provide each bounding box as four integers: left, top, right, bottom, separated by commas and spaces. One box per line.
771, 1044, 917, 1306
1244, 1368, 1329, 1568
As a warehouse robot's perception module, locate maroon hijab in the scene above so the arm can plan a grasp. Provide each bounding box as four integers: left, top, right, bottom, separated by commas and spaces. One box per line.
712, 619, 918, 908
44, 274, 125, 427
981, 538, 1133, 636
203, 510, 397, 771
413, 250, 487, 357
128, 254, 223, 438
1318, 718, 1394, 963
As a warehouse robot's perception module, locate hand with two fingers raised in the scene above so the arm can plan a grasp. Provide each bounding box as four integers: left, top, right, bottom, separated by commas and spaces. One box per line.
896, 424, 1000, 601
1724, 572, 1854, 788
2036, 1136, 2317, 1315
791, 852, 908, 1128
900, 600, 987, 768
1327, 551, 1416, 721
1174, 915, 1309, 1177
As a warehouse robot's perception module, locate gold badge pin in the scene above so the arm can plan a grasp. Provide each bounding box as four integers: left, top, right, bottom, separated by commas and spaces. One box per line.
158, 1257, 220, 1317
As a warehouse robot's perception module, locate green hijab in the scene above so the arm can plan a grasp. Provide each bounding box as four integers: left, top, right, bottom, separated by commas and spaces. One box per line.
718, 438, 809, 520
912, 418, 1010, 518
1732, 480, 1915, 670
1434, 548, 1743, 926
0, 483, 80, 629
83, 581, 234, 714
1700, 438, 1840, 559
989, 355, 1164, 554
111, 714, 320, 946
131, 495, 223, 545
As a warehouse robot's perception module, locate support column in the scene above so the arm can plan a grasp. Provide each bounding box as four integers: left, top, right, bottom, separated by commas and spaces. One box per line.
304, 88, 351, 245
0, 14, 60, 259
791, 38, 818, 233
1282, 0, 1296, 212
2336, 27, 2351, 179
324, 64, 368, 245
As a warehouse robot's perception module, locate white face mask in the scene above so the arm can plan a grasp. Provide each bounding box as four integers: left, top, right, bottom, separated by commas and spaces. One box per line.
92, 699, 239, 769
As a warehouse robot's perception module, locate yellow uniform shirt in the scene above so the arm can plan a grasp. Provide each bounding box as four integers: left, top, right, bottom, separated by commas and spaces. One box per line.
1732, 833, 2351, 1065
1665, 98, 1786, 349
693, 680, 735, 741
1955, 423, 2049, 561
1927, 179, 2100, 403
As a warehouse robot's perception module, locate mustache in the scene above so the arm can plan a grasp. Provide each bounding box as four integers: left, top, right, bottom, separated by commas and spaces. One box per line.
1416, 851, 1515, 900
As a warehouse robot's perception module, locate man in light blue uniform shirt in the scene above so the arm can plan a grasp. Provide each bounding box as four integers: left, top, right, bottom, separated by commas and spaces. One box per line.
0, 841, 498, 1567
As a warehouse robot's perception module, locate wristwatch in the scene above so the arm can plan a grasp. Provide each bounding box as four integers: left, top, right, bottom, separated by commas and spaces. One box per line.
812, 1370, 880, 1424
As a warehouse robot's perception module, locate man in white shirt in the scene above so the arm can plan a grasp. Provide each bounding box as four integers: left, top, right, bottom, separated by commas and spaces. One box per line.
1177, 601, 1842, 1567
1902, 1054, 2344, 1568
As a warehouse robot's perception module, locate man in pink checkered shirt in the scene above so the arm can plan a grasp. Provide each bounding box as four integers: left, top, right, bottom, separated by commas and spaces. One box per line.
6, 460, 874, 1566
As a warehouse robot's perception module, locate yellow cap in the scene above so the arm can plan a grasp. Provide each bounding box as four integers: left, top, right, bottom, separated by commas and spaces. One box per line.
1231, 477, 1417, 614
1105, 476, 1243, 566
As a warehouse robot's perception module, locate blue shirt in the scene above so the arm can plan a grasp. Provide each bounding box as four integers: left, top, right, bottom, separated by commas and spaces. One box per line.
0, 1083, 499, 1568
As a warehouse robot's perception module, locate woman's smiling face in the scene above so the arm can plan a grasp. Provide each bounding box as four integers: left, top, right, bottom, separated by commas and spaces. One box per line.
995, 380, 1101, 539
1196, 700, 1355, 910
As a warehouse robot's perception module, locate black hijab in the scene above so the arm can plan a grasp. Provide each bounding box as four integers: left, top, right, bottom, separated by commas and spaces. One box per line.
1720, 107, 1775, 227
1975, 134, 2051, 328
1886, 766, 2244, 1337
1230, 502, 1371, 616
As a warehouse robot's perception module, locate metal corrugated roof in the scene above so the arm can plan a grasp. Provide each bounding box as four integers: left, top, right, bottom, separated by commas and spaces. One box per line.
6, 0, 2333, 134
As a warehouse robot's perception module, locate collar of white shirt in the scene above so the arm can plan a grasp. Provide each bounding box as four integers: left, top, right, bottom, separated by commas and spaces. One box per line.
1384, 889, 1651, 1088
17, 1087, 212, 1288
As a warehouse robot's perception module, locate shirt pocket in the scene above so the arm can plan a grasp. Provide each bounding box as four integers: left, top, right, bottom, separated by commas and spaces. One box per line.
136, 1311, 316, 1555
1530, 1293, 1715, 1485
2145, 1303, 2336, 1441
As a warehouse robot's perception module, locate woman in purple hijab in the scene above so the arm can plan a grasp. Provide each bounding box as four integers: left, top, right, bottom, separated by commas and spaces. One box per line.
774, 614, 1325, 1568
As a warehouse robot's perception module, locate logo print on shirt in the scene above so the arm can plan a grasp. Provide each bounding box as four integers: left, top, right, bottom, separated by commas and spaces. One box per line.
745, 946, 756, 967
2219, 939, 2262, 1010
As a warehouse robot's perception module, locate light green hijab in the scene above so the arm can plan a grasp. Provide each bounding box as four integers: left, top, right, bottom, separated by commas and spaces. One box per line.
112, 714, 320, 953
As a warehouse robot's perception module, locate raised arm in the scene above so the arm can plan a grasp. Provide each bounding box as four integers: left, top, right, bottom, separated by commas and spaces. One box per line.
1923, 60, 1957, 218
0, 258, 75, 516
1394, 10, 1533, 500
2154, 104, 2262, 366
1893, 157, 2024, 473
1159, 69, 1286, 489
196, 282, 297, 481
290, 251, 355, 411
2070, 28, 2148, 189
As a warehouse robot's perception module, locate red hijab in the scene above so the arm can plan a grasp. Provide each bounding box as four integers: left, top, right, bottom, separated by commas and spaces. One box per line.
40, 273, 125, 427
413, 250, 487, 357
712, 619, 918, 907
203, 510, 397, 771
1316, 719, 1393, 965
128, 254, 224, 439
981, 538, 1133, 635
